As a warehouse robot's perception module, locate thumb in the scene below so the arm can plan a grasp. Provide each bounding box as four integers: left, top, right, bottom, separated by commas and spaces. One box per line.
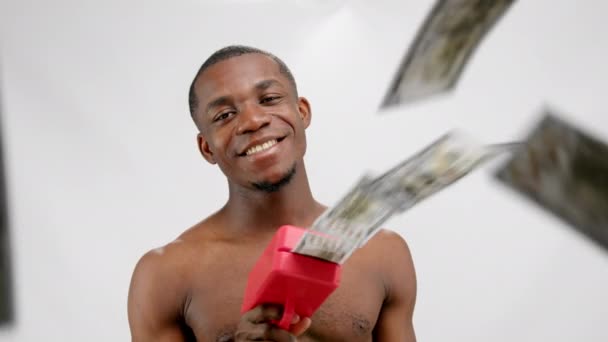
290, 316, 312, 337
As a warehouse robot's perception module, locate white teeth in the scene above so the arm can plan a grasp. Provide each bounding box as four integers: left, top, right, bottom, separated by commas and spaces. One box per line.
245, 139, 278, 156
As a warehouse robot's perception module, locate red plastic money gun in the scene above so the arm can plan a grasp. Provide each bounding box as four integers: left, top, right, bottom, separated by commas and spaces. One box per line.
241, 225, 342, 330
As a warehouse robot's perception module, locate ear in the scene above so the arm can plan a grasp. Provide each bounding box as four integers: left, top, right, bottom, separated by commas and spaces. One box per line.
297, 97, 312, 129
197, 133, 217, 164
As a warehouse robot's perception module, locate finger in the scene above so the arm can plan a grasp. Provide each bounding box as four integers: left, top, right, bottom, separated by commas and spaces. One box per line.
243, 304, 283, 324
290, 316, 312, 337
237, 322, 294, 342
240, 322, 272, 340
241, 305, 264, 324
264, 325, 298, 342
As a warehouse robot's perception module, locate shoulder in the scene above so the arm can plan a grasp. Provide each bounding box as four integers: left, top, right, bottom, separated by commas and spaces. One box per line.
128, 221, 216, 317
128, 239, 193, 313
361, 230, 417, 339
129, 218, 218, 290
366, 229, 414, 263
130, 239, 192, 291
127, 239, 192, 337
365, 229, 417, 300
127, 222, 214, 339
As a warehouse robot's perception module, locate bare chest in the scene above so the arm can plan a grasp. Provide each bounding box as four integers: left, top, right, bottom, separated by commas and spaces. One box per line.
184, 251, 385, 342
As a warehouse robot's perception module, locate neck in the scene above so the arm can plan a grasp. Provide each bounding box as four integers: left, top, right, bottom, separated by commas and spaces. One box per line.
220, 163, 326, 233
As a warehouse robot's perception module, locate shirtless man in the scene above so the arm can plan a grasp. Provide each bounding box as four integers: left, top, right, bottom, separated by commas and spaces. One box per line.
128, 45, 417, 341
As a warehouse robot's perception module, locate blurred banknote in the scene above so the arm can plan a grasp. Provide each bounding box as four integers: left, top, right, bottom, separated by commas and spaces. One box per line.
293, 131, 520, 263
381, 0, 516, 108
496, 110, 608, 251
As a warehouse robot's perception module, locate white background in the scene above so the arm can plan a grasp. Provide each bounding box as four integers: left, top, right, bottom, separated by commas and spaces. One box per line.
1, 0, 607, 341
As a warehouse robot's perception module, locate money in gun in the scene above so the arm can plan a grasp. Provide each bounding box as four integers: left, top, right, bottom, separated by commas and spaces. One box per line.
293, 131, 520, 262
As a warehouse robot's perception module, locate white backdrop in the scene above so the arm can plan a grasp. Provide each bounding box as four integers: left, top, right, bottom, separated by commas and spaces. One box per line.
1, 0, 607, 341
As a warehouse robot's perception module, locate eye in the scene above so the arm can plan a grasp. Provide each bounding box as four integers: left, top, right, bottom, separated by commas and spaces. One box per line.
260, 95, 281, 104
214, 111, 235, 122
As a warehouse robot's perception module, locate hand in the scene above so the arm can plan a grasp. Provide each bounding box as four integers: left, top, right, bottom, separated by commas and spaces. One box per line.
235, 304, 312, 341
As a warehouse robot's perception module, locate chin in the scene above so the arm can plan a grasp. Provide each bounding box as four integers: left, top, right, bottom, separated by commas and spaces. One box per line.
259, 170, 291, 184
265, 160, 296, 179
251, 163, 297, 193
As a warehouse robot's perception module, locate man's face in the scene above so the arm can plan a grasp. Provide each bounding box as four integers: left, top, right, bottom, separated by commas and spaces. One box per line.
193, 54, 311, 191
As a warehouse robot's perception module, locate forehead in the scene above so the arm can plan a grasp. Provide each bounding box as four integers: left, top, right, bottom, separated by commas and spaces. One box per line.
196, 54, 287, 102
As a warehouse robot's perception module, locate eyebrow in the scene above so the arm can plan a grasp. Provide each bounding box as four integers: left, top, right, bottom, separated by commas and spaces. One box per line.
255, 79, 281, 91
205, 96, 232, 116
204, 79, 282, 116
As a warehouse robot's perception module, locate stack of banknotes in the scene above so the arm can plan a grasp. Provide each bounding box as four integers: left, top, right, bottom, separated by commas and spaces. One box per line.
293, 131, 520, 263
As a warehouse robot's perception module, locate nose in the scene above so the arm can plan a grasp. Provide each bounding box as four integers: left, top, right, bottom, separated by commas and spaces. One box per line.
236, 103, 271, 135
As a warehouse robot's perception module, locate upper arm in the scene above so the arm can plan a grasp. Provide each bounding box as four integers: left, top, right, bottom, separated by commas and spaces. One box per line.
373, 230, 417, 341
128, 250, 189, 342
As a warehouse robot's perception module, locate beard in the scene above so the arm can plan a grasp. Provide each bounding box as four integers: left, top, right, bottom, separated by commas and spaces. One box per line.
251, 163, 297, 193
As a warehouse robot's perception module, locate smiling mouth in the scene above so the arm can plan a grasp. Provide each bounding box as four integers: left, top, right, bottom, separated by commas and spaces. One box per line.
239, 137, 286, 157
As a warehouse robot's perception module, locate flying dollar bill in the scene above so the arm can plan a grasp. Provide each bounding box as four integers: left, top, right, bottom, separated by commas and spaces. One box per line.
381, 0, 516, 108
292, 131, 520, 263
496, 110, 608, 251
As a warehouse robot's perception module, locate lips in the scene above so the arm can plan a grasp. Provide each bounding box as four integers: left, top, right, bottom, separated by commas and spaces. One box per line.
238, 136, 286, 157
244, 139, 278, 156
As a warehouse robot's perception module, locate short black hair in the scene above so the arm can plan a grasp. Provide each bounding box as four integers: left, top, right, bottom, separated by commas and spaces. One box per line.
188, 45, 298, 118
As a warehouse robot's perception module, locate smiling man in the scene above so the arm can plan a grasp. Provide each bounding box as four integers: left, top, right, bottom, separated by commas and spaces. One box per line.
128, 45, 417, 342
